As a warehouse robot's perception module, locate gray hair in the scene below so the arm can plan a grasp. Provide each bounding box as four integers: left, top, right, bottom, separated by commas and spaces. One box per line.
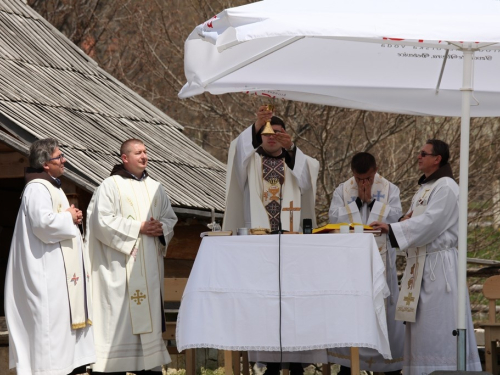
29, 138, 59, 169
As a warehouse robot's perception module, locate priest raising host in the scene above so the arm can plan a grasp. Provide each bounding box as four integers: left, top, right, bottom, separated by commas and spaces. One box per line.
222, 106, 321, 375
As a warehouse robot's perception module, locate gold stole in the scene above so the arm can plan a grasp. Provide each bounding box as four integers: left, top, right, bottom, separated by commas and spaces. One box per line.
395, 180, 439, 322
26, 179, 90, 329
112, 176, 154, 334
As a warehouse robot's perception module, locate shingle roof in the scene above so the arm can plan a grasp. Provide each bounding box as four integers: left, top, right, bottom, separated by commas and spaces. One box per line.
0, 0, 226, 212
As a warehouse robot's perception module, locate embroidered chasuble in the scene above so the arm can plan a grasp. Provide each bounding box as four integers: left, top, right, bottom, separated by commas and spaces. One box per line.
262, 156, 285, 232
223, 125, 319, 235
86, 173, 177, 372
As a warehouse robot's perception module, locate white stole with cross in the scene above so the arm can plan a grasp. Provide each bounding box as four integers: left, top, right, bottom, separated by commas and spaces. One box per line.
26, 179, 91, 329
111, 176, 154, 334
342, 174, 390, 272
395, 180, 439, 322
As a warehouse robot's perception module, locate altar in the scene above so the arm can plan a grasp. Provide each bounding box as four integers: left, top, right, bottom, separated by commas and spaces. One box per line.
176, 234, 391, 372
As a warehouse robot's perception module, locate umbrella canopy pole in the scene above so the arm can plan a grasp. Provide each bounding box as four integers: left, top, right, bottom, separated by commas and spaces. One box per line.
457, 45, 473, 371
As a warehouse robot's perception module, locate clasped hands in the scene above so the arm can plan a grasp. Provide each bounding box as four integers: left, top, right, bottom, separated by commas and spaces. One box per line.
66, 204, 83, 225
357, 177, 374, 203
140, 217, 164, 237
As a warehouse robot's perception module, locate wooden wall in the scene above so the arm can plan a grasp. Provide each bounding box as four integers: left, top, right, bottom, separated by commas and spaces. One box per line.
0, 141, 212, 316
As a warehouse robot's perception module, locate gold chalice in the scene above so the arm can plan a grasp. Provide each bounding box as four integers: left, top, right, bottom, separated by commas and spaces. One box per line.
261, 104, 275, 135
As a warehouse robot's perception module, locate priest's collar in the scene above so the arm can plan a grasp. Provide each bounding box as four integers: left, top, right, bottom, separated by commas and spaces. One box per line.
24, 167, 61, 188
110, 164, 149, 181
418, 163, 454, 185
256, 147, 285, 159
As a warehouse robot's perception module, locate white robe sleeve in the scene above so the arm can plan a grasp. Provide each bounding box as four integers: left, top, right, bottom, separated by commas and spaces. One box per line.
391, 179, 458, 251
91, 181, 141, 255
368, 183, 402, 224
290, 147, 316, 191
26, 183, 77, 243
159, 189, 178, 244
328, 183, 356, 223
233, 125, 258, 190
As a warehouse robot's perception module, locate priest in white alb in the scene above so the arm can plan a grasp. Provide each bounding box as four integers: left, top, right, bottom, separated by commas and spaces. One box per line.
5, 138, 95, 375
328, 152, 404, 375
86, 139, 178, 375
371, 140, 481, 375
223, 106, 321, 375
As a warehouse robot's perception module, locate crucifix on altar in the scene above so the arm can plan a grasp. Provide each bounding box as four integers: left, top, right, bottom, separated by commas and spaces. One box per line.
282, 200, 301, 234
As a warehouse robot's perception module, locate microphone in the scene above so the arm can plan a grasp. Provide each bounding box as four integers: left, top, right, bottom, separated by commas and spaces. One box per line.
303, 218, 312, 234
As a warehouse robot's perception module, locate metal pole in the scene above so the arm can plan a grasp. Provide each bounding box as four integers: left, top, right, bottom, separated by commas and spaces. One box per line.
457, 45, 473, 371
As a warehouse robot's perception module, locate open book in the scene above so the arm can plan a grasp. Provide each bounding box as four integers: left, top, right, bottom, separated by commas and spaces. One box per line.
200, 230, 233, 238
312, 223, 380, 234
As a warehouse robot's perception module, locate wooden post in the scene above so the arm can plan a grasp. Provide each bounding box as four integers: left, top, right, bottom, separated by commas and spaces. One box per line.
224, 350, 233, 375
350, 347, 360, 375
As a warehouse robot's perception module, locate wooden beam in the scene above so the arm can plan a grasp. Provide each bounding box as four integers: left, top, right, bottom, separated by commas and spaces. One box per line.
0, 152, 29, 178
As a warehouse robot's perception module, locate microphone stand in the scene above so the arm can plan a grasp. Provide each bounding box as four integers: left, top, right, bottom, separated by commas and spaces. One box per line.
278, 180, 284, 370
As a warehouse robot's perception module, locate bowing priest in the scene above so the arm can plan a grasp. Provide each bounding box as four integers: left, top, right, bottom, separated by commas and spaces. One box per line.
327, 152, 404, 375
223, 106, 322, 375
370, 140, 481, 375
5, 138, 95, 375
86, 139, 178, 375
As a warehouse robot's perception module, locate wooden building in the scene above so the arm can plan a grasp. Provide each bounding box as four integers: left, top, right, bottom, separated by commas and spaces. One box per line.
0, 0, 226, 326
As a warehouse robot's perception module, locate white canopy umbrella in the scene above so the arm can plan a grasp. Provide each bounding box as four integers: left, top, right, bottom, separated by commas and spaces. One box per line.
179, 0, 500, 368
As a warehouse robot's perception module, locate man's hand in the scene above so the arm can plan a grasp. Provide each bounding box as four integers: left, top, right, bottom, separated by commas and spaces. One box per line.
363, 177, 373, 203
140, 217, 163, 237
255, 105, 273, 132
400, 211, 413, 222
274, 131, 293, 151
369, 221, 389, 233
66, 204, 82, 225
357, 176, 374, 203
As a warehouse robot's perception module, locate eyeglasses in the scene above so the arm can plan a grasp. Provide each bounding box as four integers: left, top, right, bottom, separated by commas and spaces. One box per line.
49, 153, 65, 161
418, 151, 436, 158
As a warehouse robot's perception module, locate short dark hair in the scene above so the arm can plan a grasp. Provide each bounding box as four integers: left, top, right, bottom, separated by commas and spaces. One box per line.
270, 116, 285, 129
29, 138, 59, 169
426, 139, 449, 167
120, 139, 144, 156
351, 152, 377, 174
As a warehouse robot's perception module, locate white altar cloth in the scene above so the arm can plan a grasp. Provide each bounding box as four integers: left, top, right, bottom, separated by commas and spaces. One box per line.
176, 234, 391, 359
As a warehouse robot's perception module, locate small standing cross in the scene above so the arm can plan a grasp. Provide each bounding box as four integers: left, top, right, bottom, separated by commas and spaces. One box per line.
282, 201, 301, 233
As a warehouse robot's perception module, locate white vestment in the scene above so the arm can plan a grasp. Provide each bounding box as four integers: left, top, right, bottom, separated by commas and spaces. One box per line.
5, 181, 95, 375
223, 125, 324, 363
223, 125, 319, 233
86, 174, 178, 372
390, 176, 481, 375
327, 175, 404, 371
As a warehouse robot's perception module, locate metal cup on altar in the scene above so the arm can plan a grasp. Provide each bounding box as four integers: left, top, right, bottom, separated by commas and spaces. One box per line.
237, 228, 249, 235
